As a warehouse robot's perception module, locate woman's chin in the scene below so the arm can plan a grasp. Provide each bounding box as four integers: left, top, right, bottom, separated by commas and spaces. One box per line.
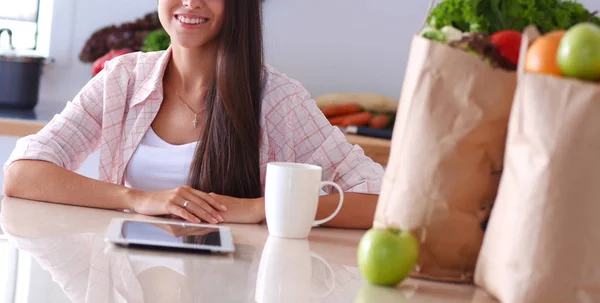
171, 37, 217, 51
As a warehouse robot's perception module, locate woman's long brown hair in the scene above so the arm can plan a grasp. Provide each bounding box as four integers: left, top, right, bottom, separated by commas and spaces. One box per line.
187, 0, 264, 198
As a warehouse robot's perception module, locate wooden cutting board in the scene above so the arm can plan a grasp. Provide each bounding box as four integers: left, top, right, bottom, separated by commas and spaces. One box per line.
345, 134, 391, 167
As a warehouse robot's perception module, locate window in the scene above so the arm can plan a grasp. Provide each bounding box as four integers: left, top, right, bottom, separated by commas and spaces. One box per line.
0, 0, 40, 50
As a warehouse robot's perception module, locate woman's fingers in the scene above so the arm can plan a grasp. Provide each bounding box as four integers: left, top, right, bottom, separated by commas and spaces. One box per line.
166, 193, 215, 224
185, 186, 228, 211
187, 200, 222, 224
166, 202, 201, 223
155, 187, 228, 224
179, 190, 223, 224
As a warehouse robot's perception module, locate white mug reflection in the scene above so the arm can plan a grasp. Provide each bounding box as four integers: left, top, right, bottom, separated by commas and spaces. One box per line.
255, 236, 335, 303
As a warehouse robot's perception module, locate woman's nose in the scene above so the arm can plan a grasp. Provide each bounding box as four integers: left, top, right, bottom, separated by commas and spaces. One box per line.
182, 0, 205, 9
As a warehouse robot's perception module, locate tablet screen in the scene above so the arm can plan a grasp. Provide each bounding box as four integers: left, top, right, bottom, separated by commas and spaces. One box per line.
121, 220, 222, 247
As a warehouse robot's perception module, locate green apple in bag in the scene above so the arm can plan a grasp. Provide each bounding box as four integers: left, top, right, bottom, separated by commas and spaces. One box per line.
557, 23, 600, 82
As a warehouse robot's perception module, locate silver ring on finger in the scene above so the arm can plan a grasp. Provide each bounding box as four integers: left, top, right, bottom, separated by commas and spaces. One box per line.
183, 200, 190, 208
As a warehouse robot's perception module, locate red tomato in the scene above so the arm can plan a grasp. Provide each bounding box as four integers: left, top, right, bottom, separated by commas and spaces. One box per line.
491, 30, 523, 66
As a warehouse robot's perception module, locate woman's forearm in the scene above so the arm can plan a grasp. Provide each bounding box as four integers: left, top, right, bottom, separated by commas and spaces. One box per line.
316, 193, 378, 229
3, 160, 137, 210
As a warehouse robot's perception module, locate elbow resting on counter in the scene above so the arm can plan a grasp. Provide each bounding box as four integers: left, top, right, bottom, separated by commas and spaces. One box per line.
3, 160, 40, 199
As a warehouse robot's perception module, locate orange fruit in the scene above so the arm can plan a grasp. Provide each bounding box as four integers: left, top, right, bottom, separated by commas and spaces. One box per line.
545, 30, 567, 40
525, 30, 566, 76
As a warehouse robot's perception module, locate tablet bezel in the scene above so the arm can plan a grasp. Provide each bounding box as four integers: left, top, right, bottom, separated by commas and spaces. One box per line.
105, 218, 235, 253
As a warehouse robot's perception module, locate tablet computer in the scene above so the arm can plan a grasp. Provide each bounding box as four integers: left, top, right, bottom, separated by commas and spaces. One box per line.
105, 218, 235, 253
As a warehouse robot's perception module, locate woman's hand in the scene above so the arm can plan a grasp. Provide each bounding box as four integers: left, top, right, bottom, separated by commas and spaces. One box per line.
131, 186, 227, 224
209, 194, 265, 224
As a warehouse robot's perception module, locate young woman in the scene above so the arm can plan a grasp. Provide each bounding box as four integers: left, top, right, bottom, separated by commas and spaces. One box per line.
3, 0, 384, 229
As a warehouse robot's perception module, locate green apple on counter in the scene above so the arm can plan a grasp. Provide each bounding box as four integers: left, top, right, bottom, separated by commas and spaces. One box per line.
557, 22, 600, 82
357, 227, 420, 286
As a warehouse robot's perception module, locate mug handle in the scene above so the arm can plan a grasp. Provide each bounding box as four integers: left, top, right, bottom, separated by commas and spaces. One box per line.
312, 181, 344, 227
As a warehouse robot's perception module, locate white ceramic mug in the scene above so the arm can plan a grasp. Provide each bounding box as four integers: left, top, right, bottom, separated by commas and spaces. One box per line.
265, 162, 344, 239
255, 236, 335, 303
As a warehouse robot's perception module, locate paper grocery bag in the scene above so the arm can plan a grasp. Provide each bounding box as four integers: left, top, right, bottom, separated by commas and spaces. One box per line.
373, 32, 516, 283
475, 27, 600, 303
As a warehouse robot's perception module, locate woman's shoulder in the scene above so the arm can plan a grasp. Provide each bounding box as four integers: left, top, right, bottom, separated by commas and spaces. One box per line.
261, 64, 311, 110
90, 50, 170, 107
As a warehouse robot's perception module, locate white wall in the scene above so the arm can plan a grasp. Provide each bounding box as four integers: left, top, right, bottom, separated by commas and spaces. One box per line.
263, 0, 428, 100
32, 0, 600, 104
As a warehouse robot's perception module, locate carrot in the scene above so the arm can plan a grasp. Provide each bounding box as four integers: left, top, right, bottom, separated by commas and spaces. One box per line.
329, 112, 372, 127
321, 104, 362, 118
369, 114, 390, 129
328, 116, 346, 125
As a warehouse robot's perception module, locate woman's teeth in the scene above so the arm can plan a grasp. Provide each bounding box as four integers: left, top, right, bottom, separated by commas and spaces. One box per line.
177, 16, 208, 25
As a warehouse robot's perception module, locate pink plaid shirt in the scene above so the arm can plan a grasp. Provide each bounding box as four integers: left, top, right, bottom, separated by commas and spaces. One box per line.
5, 49, 384, 194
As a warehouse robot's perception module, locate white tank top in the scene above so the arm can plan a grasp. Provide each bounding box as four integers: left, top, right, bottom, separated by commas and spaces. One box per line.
125, 127, 198, 191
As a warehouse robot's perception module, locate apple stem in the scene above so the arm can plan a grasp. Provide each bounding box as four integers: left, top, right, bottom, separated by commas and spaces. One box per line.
588, 11, 598, 22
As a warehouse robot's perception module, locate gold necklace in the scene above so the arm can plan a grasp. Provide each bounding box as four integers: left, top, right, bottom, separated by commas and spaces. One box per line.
169, 81, 205, 128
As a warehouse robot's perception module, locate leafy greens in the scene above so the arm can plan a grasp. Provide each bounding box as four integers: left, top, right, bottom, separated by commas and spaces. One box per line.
142, 29, 171, 52
427, 0, 600, 34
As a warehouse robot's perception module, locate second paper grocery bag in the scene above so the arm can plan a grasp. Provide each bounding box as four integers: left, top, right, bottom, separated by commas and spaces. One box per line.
373, 32, 516, 283
475, 26, 600, 302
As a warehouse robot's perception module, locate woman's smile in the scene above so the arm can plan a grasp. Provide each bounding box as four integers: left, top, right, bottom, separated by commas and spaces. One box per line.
158, 0, 225, 49
174, 13, 210, 29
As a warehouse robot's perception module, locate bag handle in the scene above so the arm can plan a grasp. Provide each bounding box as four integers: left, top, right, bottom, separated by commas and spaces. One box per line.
420, 0, 438, 30
517, 26, 541, 76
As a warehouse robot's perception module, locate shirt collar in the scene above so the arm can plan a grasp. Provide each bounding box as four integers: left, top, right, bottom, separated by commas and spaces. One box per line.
130, 47, 173, 107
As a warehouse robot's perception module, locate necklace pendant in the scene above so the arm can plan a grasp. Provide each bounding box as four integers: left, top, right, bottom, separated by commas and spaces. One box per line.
192, 113, 199, 128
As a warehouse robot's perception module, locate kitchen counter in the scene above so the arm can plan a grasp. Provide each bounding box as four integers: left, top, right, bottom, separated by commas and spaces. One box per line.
0, 102, 64, 137
0, 196, 498, 303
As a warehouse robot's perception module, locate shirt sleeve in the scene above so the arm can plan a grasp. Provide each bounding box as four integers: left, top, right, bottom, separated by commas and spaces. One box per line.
3, 69, 107, 173
280, 86, 385, 195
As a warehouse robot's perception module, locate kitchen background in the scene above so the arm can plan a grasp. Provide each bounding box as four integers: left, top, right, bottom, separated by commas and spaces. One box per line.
0, 2, 599, 300
0, 0, 598, 196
